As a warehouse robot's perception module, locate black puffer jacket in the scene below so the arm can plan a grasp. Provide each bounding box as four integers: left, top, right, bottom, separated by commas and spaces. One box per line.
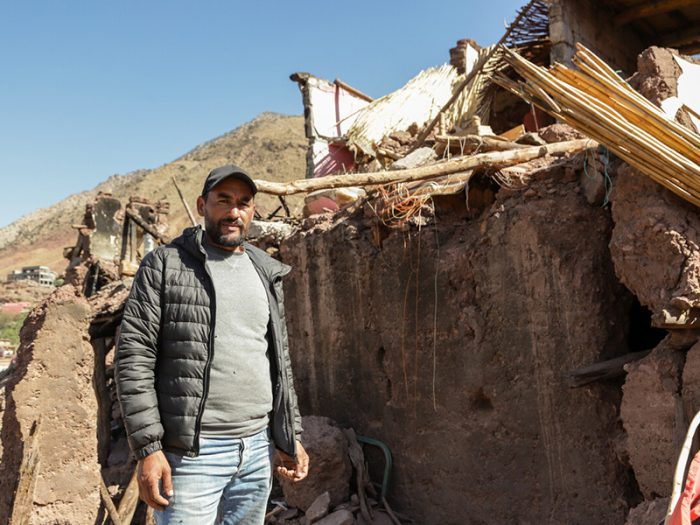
115, 226, 302, 459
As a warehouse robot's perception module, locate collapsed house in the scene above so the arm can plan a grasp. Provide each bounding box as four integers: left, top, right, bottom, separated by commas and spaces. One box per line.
2, 1, 700, 524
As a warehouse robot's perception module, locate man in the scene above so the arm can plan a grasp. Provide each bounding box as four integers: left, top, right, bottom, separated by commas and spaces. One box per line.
116, 164, 308, 524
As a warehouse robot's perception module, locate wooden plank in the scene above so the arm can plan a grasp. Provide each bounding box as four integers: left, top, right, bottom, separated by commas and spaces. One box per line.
124, 209, 170, 244
500, 124, 526, 141
615, 0, 699, 26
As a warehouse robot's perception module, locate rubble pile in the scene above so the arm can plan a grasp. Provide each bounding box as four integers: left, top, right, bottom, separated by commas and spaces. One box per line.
1, 2, 700, 523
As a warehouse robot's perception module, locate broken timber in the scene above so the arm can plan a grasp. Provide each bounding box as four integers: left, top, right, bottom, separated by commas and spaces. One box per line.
564, 350, 652, 387
124, 209, 170, 244
254, 139, 595, 196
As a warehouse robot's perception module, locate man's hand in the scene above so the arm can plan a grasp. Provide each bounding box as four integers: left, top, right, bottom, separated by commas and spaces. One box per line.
276, 441, 309, 482
137, 450, 173, 511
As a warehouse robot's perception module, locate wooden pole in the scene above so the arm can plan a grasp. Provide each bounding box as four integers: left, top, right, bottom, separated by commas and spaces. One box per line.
125, 209, 171, 244
100, 477, 124, 525
253, 139, 595, 196
117, 469, 139, 525
171, 176, 198, 227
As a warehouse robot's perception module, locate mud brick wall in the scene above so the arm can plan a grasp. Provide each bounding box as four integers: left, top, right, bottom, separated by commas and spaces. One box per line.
280, 167, 637, 525
549, 0, 644, 74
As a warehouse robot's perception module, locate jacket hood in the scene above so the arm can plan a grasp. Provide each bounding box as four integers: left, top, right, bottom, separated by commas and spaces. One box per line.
172, 225, 291, 280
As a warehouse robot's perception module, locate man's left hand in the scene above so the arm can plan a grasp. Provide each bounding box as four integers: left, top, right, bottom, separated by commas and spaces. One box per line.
275, 441, 309, 482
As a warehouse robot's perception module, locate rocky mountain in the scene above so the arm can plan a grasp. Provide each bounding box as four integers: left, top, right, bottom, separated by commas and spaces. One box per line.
0, 113, 307, 279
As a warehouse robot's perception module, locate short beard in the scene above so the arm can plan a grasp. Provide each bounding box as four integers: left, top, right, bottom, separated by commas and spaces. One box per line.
205, 217, 247, 248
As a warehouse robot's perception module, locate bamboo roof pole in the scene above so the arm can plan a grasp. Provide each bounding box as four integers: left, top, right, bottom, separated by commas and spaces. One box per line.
503, 81, 700, 204
569, 57, 700, 151
574, 42, 700, 142
254, 139, 596, 196
546, 71, 699, 170
494, 67, 697, 203
494, 78, 700, 205
552, 66, 700, 161
506, 52, 700, 180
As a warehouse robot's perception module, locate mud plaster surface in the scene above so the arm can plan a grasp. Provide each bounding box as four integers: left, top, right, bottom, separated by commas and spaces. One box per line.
280, 165, 636, 525
0, 285, 100, 524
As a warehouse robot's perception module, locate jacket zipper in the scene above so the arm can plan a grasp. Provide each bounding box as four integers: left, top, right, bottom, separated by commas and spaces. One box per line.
191, 257, 217, 457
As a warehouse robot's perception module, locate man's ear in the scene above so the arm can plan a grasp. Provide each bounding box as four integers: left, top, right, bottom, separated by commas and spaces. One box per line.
196, 195, 205, 217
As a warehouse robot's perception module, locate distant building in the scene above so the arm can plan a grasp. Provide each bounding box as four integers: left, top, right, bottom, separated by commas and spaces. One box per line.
7, 266, 56, 286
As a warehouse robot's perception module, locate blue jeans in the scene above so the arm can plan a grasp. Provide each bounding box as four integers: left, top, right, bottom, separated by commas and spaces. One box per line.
155, 429, 274, 525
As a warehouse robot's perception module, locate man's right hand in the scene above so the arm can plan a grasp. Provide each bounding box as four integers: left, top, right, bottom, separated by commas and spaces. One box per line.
137, 450, 173, 511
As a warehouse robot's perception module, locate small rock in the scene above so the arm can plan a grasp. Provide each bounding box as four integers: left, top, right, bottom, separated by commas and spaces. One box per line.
248, 220, 295, 241
305, 492, 331, 523
314, 509, 354, 525
389, 147, 437, 170
580, 169, 606, 206
279, 507, 301, 520
368, 511, 395, 525
539, 123, 585, 143
280, 416, 353, 510
523, 188, 537, 199
515, 132, 547, 146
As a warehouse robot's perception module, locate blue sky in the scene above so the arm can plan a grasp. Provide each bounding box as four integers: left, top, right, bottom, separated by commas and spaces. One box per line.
0, 1, 524, 228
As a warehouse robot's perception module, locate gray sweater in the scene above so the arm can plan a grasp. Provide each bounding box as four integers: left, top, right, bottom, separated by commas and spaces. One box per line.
200, 241, 272, 437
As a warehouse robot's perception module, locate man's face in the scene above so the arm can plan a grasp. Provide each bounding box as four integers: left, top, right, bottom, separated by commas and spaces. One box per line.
196, 177, 255, 249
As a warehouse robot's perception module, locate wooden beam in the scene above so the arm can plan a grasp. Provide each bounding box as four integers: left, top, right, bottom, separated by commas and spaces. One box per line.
679, 42, 700, 55
334, 78, 373, 102
660, 24, 700, 48
125, 209, 170, 244
564, 351, 651, 387
615, 0, 699, 26
253, 139, 596, 196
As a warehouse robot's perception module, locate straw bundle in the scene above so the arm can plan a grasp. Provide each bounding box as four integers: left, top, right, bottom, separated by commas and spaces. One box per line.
495, 44, 700, 207
345, 48, 496, 158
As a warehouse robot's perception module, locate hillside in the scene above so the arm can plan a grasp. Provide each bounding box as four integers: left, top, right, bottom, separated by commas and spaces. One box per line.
0, 113, 307, 278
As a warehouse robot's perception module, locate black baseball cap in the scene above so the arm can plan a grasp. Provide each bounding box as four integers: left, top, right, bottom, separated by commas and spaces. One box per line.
202, 164, 257, 196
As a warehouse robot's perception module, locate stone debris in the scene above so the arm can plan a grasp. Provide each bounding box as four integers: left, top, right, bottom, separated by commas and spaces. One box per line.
280, 416, 353, 511
515, 131, 547, 146
388, 147, 437, 171
624, 497, 669, 525
3, 34, 700, 525
305, 491, 331, 523
314, 509, 355, 525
